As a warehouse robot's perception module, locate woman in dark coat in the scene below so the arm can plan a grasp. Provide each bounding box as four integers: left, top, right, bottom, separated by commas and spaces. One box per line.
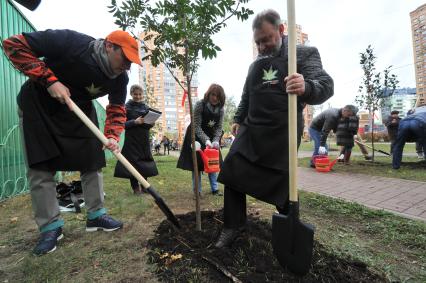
114, 84, 158, 195
177, 83, 226, 196
336, 108, 359, 164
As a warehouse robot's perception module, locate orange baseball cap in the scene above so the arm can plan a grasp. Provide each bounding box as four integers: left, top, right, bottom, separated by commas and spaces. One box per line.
106, 30, 142, 66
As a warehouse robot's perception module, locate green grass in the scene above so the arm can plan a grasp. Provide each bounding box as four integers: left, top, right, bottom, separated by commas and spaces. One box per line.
298, 155, 426, 182
0, 155, 425, 282
298, 139, 417, 154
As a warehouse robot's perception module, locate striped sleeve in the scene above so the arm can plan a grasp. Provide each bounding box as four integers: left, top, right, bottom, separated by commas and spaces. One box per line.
2, 35, 58, 87
104, 104, 126, 141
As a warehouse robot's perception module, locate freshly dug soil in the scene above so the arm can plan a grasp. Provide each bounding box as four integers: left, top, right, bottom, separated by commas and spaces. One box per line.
147, 210, 388, 282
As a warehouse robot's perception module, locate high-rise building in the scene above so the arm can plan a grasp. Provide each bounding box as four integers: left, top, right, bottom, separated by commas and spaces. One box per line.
410, 4, 426, 106
138, 32, 198, 145
382, 87, 417, 119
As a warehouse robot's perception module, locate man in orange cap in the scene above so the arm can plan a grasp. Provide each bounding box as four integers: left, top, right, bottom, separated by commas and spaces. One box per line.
2, 29, 141, 255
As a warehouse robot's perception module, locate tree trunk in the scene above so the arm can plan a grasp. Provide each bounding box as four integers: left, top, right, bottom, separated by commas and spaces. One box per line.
183, 27, 201, 230
370, 109, 375, 162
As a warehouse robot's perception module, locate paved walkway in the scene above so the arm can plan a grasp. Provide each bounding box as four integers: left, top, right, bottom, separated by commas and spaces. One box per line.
298, 167, 426, 222
166, 150, 426, 222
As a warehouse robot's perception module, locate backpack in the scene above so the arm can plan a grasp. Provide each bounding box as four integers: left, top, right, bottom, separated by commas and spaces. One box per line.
56, 180, 85, 213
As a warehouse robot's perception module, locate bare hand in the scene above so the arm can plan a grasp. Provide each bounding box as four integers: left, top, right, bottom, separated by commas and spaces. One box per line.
103, 138, 120, 153
231, 123, 240, 136
47, 81, 71, 105
284, 73, 305, 95
135, 116, 144, 125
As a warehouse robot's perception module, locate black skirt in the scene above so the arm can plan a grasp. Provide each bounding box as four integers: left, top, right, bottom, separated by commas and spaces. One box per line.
114, 125, 158, 179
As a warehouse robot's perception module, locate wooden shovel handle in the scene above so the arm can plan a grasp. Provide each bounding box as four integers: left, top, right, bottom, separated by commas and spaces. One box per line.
68, 98, 151, 189
287, 0, 298, 202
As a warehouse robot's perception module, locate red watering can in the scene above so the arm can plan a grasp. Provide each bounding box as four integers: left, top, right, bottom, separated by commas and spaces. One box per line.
194, 141, 220, 173
313, 155, 338, 172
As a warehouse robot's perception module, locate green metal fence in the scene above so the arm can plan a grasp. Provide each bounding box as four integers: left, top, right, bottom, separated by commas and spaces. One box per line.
0, 1, 123, 201
0, 0, 36, 200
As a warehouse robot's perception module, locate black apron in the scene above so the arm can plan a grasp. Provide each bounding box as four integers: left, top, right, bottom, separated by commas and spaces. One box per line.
177, 101, 223, 171
18, 47, 124, 172
217, 55, 303, 208
114, 101, 158, 178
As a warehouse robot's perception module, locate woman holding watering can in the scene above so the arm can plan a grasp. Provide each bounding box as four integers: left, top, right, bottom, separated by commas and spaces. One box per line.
177, 83, 226, 196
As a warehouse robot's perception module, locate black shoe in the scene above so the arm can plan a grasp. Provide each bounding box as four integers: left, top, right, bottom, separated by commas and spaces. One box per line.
214, 228, 239, 248
310, 163, 316, 168
364, 156, 372, 161
33, 227, 63, 256
86, 214, 123, 232
211, 190, 223, 196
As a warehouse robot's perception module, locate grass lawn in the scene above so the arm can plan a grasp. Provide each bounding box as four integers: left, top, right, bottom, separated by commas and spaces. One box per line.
0, 155, 425, 282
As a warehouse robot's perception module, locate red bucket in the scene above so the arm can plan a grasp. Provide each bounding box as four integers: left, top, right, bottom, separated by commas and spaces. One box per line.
313, 155, 337, 172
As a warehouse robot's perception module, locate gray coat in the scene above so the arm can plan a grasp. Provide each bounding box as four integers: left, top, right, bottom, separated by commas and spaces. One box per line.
234, 37, 334, 124
219, 36, 334, 207
310, 108, 341, 146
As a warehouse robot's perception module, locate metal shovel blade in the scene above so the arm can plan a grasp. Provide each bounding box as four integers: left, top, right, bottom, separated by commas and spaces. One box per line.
146, 186, 181, 229
272, 202, 314, 276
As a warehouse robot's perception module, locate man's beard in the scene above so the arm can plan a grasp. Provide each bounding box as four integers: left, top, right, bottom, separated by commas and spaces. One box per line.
259, 38, 282, 57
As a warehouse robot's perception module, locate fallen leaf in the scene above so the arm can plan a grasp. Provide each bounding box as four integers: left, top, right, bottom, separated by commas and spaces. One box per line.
170, 254, 182, 260
160, 252, 169, 259
10, 217, 18, 224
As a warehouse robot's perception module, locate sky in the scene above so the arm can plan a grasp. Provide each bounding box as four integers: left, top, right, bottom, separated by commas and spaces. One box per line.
18, 0, 425, 109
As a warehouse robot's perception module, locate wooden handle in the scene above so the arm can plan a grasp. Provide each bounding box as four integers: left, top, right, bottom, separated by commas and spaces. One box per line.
68, 99, 150, 189
287, 0, 298, 202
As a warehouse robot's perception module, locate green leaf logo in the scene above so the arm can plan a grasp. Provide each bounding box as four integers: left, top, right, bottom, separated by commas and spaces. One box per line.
85, 83, 102, 96
262, 66, 278, 81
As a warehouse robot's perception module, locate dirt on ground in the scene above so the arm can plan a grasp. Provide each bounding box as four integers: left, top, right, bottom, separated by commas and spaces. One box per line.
146, 210, 388, 283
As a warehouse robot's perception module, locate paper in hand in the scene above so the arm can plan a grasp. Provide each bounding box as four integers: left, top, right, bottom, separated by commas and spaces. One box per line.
142, 108, 162, 125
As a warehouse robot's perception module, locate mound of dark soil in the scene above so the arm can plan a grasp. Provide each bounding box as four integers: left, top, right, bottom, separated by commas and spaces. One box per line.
147, 210, 387, 282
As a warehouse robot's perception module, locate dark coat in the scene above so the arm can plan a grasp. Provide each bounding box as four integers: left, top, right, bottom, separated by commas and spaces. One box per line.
177, 101, 224, 172
384, 115, 401, 141
218, 36, 334, 208
336, 116, 359, 147
114, 100, 158, 178
16, 29, 128, 171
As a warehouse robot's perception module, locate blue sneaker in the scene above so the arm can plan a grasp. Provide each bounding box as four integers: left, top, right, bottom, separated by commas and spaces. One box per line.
86, 214, 123, 232
33, 227, 63, 256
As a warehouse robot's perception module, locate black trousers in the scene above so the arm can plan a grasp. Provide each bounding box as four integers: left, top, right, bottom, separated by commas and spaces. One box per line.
130, 177, 148, 189
223, 185, 289, 229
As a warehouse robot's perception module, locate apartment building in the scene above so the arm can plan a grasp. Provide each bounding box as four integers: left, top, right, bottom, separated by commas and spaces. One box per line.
410, 3, 426, 106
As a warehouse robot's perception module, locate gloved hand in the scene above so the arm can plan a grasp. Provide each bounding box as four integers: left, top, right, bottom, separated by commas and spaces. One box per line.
337, 154, 344, 160
212, 141, 220, 149
318, 146, 327, 155
205, 140, 212, 148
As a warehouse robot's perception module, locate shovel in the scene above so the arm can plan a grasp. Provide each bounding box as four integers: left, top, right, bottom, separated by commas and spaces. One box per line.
354, 140, 391, 156
272, 0, 314, 275
67, 98, 181, 229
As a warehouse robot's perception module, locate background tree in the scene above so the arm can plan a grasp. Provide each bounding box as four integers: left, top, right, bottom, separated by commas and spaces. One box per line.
109, 0, 253, 230
356, 45, 398, 161
223, 96, 237, 135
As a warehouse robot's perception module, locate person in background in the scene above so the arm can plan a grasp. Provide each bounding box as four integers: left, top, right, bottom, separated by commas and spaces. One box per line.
384, 110, 401, 155
309, 105, 358, 168
392, 105, 426, 169
2, 29, 141, 255
114, 84, 158, 195
177, 83, 226, 197
214, 9, 333, 248
336, 107, 359, 164
162, 136, 170, 155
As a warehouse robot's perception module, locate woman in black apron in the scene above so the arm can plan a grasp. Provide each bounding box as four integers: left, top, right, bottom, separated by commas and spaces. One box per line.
177, 84, 226, 196
114, 85, 158, 195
